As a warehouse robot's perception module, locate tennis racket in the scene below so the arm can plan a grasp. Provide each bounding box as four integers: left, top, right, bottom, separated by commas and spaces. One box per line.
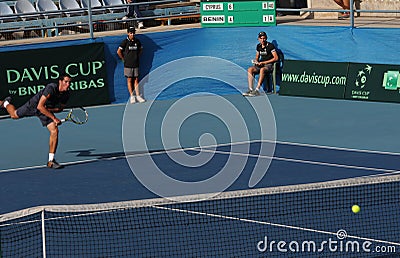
61, 107, 88, 125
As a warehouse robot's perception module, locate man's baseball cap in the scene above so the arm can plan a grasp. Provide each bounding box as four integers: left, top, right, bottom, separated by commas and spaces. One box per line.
127, 27, 135, 33
258, 31, 267, 38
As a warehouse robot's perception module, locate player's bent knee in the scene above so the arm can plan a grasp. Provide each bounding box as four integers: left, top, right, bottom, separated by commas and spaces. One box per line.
47, 123, 59, 134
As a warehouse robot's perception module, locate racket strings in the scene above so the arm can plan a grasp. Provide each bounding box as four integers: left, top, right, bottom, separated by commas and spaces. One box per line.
70, 109, 88, 124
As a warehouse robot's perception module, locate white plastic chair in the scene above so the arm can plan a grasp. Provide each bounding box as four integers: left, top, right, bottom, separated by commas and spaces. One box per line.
79, 0, 105, 14
59, 0, 85, 16
15, 0, 40, 20
0, 2, 17, 22
103, 0, 125, 13
36, 0, 61, 18
80, 0, 102, 8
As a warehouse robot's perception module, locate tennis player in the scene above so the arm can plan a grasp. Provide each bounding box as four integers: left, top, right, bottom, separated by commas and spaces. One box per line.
0, 74, 72, 169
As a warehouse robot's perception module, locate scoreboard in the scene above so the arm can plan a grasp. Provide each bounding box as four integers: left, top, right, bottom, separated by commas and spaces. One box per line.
200, 0, 276, 27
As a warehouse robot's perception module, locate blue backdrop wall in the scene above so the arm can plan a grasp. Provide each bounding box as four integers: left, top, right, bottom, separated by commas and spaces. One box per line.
1, 25, 399, 103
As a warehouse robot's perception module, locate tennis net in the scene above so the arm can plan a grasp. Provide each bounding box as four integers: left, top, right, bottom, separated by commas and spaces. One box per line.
1, 174, 400, 257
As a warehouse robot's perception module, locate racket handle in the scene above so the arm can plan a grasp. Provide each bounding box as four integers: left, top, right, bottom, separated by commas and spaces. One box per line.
60, 119, 66, 123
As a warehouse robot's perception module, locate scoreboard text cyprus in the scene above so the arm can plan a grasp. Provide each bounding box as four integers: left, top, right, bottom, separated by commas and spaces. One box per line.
200, 1, 276, 27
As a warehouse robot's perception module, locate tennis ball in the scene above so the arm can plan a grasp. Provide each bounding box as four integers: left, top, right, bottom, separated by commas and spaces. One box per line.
352, 205, 360, 214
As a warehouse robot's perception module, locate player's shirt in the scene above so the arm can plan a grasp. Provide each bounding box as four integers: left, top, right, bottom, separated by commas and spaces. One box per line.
25, 83, 70, 112
119, 37, 142, 68
256, 42, 276, 62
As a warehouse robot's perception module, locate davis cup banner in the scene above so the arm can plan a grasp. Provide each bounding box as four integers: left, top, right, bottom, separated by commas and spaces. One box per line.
279, 60, 348, 99
345, 63, 400, 103
0, 43, 110, 116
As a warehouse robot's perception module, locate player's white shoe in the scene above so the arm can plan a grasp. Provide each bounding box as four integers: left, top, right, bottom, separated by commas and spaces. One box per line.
130, 95, 136, 104
136, 95, 146, 103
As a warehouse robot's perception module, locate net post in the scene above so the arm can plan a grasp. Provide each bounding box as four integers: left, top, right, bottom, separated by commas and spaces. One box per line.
41, 209, 46, 258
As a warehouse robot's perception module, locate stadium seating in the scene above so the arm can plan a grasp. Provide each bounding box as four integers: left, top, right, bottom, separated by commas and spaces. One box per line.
0, 2, 17, 39
0, 0, 200, 40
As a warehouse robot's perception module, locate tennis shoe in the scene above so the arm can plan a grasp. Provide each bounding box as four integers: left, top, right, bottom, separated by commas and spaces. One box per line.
248, 90, 260, 96
136, 95, 146, 103
0, 96, 11, 108
47, 160, 64, 169
130, 95, 136, 104
138, 22, 145, 29
338, 12, 350, 19
242, 89, 253, 96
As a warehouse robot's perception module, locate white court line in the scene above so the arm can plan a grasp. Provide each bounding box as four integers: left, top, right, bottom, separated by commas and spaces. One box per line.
125, 139, 400, 158
272, 139, 400, 156
0, 158, 115, 173
152, 205, 400, 246
1, 139, 399, 174
196, 148, 399, 174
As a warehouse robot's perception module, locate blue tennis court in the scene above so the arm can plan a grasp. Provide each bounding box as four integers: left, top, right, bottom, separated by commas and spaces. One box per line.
1, 93, 400, 257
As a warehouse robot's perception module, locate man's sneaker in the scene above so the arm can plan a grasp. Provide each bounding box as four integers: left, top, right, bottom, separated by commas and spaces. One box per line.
248, 90, 260, 96
130, 95, 136, 104
138, 22, 145, 29
242, 89, 253, 96
47, 160, 64, 169
338, 12, 350, 20
0, 96, 12, 109
136, 95, 146, 103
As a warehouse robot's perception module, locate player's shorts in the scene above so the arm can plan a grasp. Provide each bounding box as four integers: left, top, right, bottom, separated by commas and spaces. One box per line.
124, 67, 139, 78
253, 63, 274, 74
16, 103, 53, 127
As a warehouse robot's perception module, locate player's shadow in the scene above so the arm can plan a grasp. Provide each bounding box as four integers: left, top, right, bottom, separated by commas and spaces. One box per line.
66, 148, 161, 160
133, 33, 163, 99
138, 34, 162, 89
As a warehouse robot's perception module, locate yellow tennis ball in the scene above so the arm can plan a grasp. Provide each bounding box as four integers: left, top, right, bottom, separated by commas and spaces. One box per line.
352, 205, 360, 214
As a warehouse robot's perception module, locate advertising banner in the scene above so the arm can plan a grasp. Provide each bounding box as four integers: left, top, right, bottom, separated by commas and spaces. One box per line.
345, 63, 400, 103
0, 43, 109, 116
279, 60, 348, 99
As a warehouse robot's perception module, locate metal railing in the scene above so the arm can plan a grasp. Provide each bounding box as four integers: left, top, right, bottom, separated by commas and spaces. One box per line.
276, 0, 400, 28
1, 0, 400, 42
0, 0, 200, 42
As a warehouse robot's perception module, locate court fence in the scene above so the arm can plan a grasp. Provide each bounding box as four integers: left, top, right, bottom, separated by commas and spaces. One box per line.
1, 173, 400, 257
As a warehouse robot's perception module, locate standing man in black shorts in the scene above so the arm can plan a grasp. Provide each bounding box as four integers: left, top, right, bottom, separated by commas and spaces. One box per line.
117, 26, 145, 104
0, 74, 72, 169
244, 31, 279, 96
